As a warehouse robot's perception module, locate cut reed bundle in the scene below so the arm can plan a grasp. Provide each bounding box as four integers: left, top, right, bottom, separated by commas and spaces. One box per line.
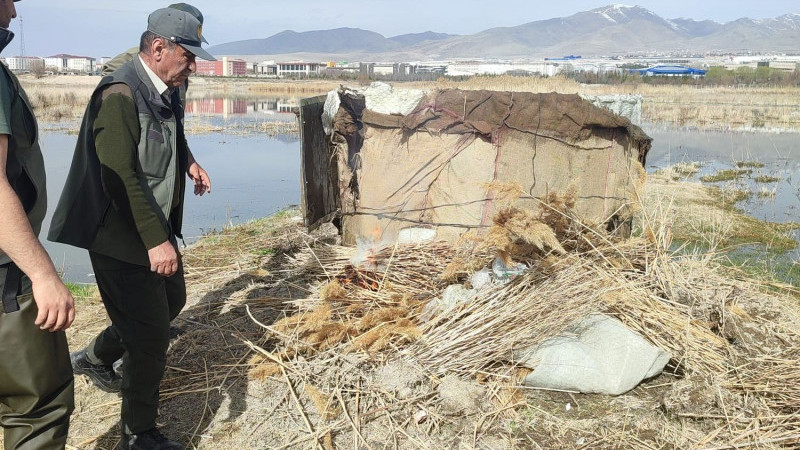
409, 255, 607, 376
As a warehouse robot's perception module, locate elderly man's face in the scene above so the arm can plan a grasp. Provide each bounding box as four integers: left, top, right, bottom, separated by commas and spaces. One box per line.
0, 0, 17, 29
159, 43, 196, 88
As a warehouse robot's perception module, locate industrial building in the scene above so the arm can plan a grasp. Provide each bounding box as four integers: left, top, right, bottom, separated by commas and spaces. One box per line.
629, 65, 707, 76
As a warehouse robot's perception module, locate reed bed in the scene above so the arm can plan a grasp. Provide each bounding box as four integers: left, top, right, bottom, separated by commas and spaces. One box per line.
404, 75, 800, 131
410, 257, 606, 376
183, 117, 299, 136
194, 184, 796, 447
178, 191, 795, 447
59, 184, 800, 448
19, 73, 800, 131
21, 82, 94, 121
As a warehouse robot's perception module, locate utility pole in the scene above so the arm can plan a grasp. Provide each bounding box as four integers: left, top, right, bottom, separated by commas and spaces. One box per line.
18, 16, 24, 58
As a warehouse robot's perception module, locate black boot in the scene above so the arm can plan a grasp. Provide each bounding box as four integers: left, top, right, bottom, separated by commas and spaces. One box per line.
70, 348, 121, 393
121, 428, 182, 450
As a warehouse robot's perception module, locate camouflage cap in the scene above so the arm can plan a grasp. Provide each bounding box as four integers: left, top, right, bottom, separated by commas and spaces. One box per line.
147, 7, 215, 61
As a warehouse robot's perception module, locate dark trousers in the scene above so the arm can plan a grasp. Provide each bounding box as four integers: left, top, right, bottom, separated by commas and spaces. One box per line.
0, 270, 74, 450
88, 251, 186, 434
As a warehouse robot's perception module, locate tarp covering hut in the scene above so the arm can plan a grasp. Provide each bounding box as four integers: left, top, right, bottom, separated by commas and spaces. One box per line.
300, 85, 652, 245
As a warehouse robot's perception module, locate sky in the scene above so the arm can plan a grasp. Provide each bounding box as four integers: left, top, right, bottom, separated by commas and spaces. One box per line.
8, 1, 799, 58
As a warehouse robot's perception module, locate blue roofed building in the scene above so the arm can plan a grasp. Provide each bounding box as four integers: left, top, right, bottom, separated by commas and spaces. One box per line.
629, 65, 707, 76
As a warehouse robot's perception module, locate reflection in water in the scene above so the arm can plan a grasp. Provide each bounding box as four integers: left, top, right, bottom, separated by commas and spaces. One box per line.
185, 97, 300, 118
39, 129, 300, 282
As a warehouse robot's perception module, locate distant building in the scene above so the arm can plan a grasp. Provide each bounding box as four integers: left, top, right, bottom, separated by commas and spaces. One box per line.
760, 61, 799, 72
98, 56, 113, 69
446, 62, 559, 77
629, 65, 706, 76
394, 63, 416, 76
544, 55, 582, 61
67, 56, 95, 73
357, 63, 417, 77
277, 62, 322, 77
195, 56, 247, 76
4, 56, 44, 72
372, 64, 394, 76
44, 54, 69, 72
254, 61, 278, 76
359, 63, 374, 76
43, 54, 95, 74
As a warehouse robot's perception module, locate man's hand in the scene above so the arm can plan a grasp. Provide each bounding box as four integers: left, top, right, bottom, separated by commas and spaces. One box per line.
187, 161, 211, 196
148, 240, 178, 277
31, 273, 75, 332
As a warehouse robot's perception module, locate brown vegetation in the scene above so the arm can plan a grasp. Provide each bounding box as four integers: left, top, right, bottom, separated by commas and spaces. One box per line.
18, 74, 800, 131
403, 75, 800, 131
25, 172, 795, 449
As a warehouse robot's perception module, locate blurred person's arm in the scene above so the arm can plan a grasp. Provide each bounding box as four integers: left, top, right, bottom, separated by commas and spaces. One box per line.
0, 135, 74, 331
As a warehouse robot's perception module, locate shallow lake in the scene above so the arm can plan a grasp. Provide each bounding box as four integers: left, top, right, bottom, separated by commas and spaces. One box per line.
645, 128, 800, 267
40, 97, 301, 282
645, 128, 800, 224
35, 101, 800, 282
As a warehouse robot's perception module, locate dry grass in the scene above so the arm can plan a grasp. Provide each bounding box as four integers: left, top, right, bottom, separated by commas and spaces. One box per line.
644, 171, 799, 253
19, 74, 800, 131
656, 161, 702, 181
402, 75, 800, 131
21, 82, 93, 121
182, 117, 298, 136
43, 184, 800, 449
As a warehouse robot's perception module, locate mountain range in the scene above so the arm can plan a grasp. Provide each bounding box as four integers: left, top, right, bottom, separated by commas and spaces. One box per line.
207, 4, 800, 59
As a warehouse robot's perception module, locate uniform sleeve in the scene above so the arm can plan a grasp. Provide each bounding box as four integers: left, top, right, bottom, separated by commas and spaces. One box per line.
101, 47, 138, 76
93, 85, 169, 249
0, 71, 14, 136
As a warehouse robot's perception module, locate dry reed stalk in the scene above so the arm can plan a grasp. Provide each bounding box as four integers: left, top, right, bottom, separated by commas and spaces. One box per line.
319, 280, 348, 300
287, 241, 455, 302
486, 368, 532, 418
304, 383, 342, 421
281, 365, 325, 450
255, 239, 450, 359
606, 288, 729, 374
408, 255, 609, 376
346, 319, 422, 353
729, 352, 800, 412
248, 354, 282, 380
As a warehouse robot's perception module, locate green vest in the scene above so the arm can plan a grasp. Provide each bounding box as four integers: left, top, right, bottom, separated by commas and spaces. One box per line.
0, 63, 47, 266
48, 57, 187, 266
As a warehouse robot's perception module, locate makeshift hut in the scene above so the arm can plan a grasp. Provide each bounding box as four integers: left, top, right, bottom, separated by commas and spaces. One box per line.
300, 84, 652, 245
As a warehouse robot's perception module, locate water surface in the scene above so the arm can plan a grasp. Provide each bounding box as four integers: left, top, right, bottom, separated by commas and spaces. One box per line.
40, 100, 300, 282
645, 129, 800, 224
36, 109, 800, 282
